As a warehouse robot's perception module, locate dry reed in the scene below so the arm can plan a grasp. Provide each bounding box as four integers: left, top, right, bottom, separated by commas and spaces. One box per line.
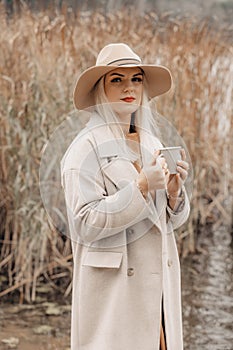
0, 5, 232, 302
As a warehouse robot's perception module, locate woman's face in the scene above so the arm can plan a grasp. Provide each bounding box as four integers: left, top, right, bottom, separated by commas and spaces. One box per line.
104, 67, 143, 118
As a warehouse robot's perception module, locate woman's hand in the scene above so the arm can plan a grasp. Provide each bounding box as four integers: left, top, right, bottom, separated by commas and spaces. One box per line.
166, 149, 189, 196
137, 150, 167, 197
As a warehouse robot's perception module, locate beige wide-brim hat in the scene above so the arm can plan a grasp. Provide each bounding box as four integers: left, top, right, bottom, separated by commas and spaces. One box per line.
73, 43, 172, 110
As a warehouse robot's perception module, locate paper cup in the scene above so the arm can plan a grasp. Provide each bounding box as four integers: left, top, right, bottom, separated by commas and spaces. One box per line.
159, 146, 182, 174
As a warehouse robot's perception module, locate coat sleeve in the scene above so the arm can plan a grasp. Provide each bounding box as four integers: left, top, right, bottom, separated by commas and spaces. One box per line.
61, 138, 153, 244
166, 188, 190, 232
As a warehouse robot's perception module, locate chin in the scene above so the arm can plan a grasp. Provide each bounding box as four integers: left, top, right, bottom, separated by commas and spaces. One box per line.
110, 101, 140, 116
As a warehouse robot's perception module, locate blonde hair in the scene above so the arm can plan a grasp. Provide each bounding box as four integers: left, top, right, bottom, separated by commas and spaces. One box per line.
94, 75, 160, 164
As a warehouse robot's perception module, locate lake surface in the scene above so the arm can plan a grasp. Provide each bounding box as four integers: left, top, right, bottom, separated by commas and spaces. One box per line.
182, 226, 233, 350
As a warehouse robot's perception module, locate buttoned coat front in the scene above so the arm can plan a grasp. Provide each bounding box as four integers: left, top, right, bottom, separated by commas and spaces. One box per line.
61, 112, 190, 350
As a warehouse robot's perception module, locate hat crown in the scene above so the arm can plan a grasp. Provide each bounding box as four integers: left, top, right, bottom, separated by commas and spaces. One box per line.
96, 43, 142, 66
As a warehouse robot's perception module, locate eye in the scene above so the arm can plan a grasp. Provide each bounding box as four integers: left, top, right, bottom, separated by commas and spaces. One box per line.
132, 77, 143, 83
110, 77, 122, 83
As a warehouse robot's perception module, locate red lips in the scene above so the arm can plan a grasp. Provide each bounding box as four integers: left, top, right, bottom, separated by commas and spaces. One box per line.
121, 97, 135, 103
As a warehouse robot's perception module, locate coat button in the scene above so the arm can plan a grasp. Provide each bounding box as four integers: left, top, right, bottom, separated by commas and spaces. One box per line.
127, 229, 134, 235
127, 268, 134, 276
167, 259, 173, 267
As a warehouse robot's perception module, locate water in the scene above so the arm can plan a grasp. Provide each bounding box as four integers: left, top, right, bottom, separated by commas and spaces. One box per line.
182, 226, 233, 350
0, 227, 232, 350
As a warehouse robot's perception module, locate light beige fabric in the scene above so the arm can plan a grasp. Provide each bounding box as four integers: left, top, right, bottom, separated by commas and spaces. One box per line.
61, 113, 190, 350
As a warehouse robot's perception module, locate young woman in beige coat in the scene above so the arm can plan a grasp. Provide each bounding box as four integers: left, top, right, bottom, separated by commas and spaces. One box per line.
61, 43, 190, 350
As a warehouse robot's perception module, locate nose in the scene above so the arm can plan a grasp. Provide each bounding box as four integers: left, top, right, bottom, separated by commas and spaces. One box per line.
123, 79, 134, 93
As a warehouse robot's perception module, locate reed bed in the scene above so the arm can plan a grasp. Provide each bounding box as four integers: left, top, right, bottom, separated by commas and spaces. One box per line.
0, 6, 232, 302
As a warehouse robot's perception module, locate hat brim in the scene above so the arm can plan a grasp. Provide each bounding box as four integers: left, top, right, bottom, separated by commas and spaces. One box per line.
73, 64, 172, 110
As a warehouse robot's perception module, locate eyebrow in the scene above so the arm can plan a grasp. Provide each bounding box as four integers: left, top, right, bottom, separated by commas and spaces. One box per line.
109, 72, 143, 77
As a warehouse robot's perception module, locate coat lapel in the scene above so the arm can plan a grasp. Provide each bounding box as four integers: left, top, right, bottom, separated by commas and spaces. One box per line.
87, 113, 139, 189
86, 112, 166, 232
101, 156, 139, 189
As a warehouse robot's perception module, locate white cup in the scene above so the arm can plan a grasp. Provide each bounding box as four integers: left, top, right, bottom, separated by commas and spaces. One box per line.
159, 146, 182, 174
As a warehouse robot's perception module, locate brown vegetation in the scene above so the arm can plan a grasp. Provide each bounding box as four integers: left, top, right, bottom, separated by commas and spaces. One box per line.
0, 5, 232, 302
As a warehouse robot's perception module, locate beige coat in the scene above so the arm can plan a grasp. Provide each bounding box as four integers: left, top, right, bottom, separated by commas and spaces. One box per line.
61, 112, 190, 350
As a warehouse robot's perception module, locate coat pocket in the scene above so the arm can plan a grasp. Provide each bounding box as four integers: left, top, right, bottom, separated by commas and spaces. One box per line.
82, 251, 123, 269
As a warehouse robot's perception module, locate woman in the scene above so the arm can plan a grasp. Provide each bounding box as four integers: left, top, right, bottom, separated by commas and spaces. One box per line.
61, 43, 190, 350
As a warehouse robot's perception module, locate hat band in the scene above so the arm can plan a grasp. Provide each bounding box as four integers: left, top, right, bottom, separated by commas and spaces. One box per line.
106, 58, 142, 66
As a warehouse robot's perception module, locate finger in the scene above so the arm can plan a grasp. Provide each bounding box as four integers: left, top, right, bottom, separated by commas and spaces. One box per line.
154, 150, 161, 158
173, 173, 181, 184
180, 148, 186, 161
160, 157, 167, 169
164, 170, 170, 187
174, 173, 183, 189
164, 166, 169, 176
177, 160, 189, 171
177, 166, 188, 181
151, 150, 161, 165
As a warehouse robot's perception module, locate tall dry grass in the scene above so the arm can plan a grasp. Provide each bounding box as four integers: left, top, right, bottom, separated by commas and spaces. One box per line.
0, 6, 232, 302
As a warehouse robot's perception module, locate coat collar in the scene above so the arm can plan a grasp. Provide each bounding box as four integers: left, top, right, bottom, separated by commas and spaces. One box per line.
86, 114, 139, 189
86, 112, 126, 158
86, 111, 162, 162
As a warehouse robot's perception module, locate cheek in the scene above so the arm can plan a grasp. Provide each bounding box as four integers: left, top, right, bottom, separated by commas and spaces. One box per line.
105, 85, 119, 102
136, 86, 143, 102
105, 89, 113, 102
